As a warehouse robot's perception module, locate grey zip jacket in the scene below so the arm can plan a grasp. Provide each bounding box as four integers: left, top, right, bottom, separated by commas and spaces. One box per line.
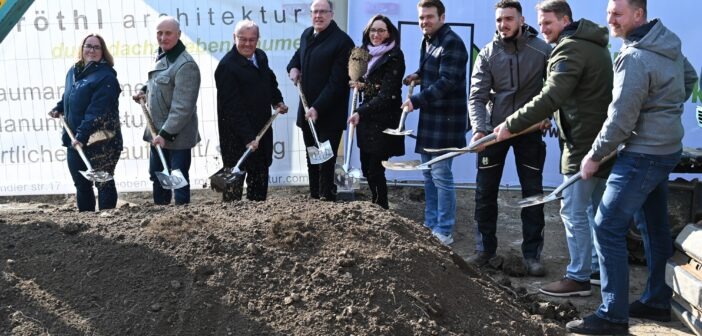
469, 25, 551, 134
591, 19, 698, 160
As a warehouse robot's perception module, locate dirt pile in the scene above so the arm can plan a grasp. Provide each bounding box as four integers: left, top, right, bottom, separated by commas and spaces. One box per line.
1, 192, 563, 335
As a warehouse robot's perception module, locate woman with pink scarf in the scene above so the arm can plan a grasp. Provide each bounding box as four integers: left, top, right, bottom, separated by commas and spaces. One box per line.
348, 14, 405, 209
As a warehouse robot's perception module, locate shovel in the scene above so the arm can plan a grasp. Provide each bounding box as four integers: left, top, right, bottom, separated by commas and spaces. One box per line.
227, 111, 280, 180
139, 99, 188, 190
383, 80, 418, 136
334, 122, 362, 190
334, 47, 370, 190
424, 121, 545, 153
383, 121, 545, 171
515, 150, 618, 208
60, 116, 113, 182
296, 83, 334, 164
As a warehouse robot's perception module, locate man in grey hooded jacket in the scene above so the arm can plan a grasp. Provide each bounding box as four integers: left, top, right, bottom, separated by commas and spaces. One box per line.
567, 0, 698, 334
467, 0, 551, 276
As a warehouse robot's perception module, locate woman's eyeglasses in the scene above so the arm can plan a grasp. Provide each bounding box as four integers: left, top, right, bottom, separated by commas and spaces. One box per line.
83, 44, 102, 51
369, 28, 388, 34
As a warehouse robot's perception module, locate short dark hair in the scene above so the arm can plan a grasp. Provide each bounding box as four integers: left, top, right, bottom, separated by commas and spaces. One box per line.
417, 0, 445, 17
536, 0, 573, 21
626, 0, 647, 18
496, 0, 522, 15
361, 14, 400, 49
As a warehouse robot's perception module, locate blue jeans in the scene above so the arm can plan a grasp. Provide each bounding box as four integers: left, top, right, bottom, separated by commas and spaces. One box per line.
66, 143, 120, 212
149, 147, 192, 205
594, 150, 680, 324
560, 175, 606, 282
421, 154, 456, 236
474, 132, 545, 259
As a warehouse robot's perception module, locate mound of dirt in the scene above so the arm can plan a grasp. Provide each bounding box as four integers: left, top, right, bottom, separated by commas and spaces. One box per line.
1, 192, 563, 335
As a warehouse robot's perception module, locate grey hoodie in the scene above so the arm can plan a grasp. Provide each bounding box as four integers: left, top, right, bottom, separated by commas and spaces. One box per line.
469, 25, 551, 134
591, 19, 698, 160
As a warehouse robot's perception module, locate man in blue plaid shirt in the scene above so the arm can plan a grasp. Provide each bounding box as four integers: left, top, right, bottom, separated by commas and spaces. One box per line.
402, 0, 468, 246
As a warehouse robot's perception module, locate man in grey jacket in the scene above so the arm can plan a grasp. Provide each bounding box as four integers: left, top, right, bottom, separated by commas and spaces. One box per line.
567, 0, 698, 334
133, 17, 201, 205
467, 0, 551, 275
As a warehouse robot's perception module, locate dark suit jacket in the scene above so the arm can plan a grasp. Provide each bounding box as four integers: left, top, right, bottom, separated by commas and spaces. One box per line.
215, 48, 283, 169
287, 20, 354, 131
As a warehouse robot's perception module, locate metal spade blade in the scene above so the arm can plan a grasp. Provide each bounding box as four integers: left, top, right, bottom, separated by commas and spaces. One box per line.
383, 81, 417, 136
60, 116, 113, 183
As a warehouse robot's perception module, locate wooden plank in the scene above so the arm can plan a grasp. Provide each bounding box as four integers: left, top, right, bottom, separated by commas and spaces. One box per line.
672, 298, 702, 336
675, 223, 702, 263
666, 260, 702, 311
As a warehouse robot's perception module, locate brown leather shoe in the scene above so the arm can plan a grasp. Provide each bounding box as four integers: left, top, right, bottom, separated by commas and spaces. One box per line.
539, 277, 592, 297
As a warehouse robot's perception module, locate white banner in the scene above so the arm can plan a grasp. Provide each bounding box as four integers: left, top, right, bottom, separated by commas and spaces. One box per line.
0, 0, 327, 195
347, 0, 702, 188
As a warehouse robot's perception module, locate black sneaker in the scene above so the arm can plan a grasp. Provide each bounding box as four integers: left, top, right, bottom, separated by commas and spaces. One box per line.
524, 258, 546, 277
566, 314, 628, 335
629, 300, 671, 322
590, 272, 601, 286
467, 252, 494, 267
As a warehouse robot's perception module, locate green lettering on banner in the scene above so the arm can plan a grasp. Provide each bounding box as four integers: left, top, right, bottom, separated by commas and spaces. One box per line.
691, 82, 701, 104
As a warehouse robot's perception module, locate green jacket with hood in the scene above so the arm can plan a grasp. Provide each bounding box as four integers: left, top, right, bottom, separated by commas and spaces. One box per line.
505, 19, 613, 177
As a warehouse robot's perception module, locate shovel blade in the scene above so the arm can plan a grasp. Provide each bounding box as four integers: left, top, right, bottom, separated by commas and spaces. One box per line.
381, 160, 430, 171
79, 170, 113, 183
307, 140, 334, 164
334, 165, 361, 190
155, 169, 188, 190
514, 194, 561, 208
383, 128, 413, 136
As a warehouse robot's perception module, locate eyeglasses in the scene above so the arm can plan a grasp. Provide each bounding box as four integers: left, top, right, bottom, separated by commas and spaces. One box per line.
83, 44, 102, 51
369, 28, 388, 34
310, 9, 332, 15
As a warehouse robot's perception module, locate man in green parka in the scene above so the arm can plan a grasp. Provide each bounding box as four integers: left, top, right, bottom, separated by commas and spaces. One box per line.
493, 0, 613, 297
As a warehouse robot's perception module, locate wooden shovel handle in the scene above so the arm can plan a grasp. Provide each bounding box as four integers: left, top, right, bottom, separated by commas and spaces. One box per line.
138, 99, 159, 138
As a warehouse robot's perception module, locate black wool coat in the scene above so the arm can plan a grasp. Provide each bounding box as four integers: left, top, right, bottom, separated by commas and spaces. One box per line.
287, 20, 354, 131
215, 48, 283, 169
355, 46, 406, 158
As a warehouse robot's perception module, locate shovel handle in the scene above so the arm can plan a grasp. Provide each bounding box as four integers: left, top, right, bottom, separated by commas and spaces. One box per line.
154, 144, 171, 172
60, 116, 94, 171
296, 83, 324, 147
255, 111, 279, 141
546, 149, 619, 199
138, 99, 172, 172
138, 99, 160, 139
232, 147, 253, 173
343, 123, 355, 169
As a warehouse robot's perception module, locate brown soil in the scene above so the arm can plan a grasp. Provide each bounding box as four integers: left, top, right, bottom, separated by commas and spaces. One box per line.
0, 187, 564, 336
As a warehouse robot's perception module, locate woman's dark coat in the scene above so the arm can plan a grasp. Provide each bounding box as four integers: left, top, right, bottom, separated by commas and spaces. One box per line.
355, 46, 406, 158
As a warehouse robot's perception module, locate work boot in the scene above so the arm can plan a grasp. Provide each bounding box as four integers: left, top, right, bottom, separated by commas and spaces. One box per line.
539, 277, 591, 297
629, 300, 671, 322
467, 252, 494, 268
524, 258, 546, 277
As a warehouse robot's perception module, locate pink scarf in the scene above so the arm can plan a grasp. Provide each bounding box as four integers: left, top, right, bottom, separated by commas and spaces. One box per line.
365, 41, 395, 78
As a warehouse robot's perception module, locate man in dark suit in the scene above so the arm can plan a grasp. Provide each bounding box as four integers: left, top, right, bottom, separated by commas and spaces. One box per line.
287, 0, 354, 201
215, 19, 288, 201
